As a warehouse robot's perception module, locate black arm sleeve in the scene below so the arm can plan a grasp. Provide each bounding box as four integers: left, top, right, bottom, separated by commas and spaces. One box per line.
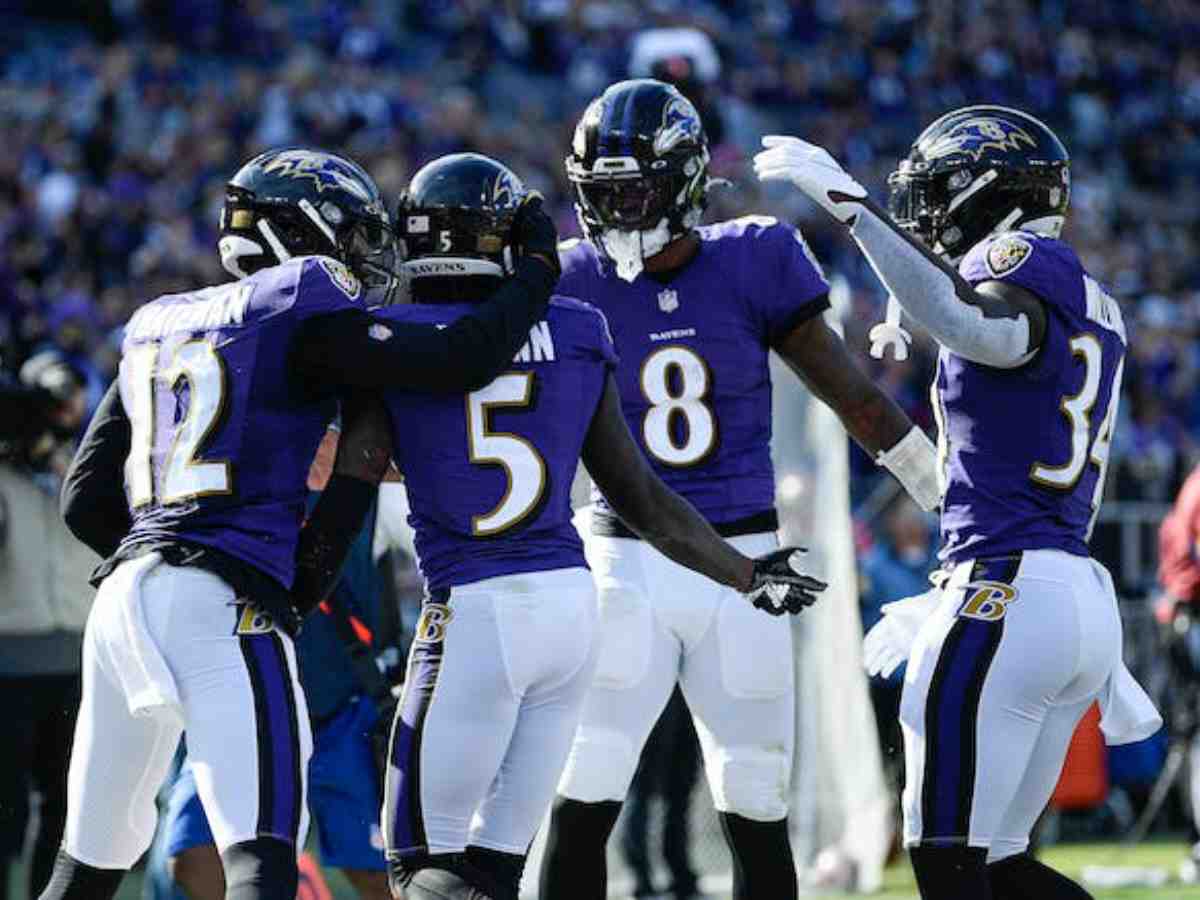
291, 257, 557, 393
61, 382, 132, 557
292, 394, 393, 617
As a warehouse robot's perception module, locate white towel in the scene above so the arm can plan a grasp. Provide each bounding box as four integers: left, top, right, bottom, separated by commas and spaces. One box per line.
1098, 662, 1162, 746
101, 553, 184, 726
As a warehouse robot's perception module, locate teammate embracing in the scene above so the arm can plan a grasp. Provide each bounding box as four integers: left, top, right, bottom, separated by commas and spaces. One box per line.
755, 108, 1159, 898
539, 80, 940, 900
47, 147, 563, 900
367, 152, 825, 900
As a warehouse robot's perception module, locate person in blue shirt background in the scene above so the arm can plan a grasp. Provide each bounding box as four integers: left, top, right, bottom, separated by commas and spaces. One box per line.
860, 497, 938, 773
143, 428, 407, 900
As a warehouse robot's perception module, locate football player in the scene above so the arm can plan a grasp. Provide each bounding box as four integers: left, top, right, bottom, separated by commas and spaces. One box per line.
754, 108, 1154, 899
539, 79, 940, 900
359, 152, 826, 900
45, 147, 562, 900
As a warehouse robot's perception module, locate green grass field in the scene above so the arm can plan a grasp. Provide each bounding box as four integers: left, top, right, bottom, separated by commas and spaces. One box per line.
9, 839, 1197, 898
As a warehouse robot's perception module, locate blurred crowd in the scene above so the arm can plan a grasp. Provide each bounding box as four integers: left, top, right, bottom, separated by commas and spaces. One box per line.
4, 0, 1200, 508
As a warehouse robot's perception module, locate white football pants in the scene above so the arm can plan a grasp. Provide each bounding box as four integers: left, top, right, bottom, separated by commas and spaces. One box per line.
63, 554, 311, 868
383, 567, 597, 857
556, 532, 795, 822
900, 549, 1122, 862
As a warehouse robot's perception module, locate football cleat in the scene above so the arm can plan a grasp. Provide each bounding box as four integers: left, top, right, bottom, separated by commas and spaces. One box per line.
887, 105, 1070, 260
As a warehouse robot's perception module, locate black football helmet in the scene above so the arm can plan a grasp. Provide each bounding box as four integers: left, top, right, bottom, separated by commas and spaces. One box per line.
219, 147, 397, 297
887, 105, 1070, 260
566, 79, 710, 280
395, 153, 529, 289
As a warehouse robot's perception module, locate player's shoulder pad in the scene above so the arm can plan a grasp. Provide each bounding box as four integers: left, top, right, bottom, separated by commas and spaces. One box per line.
699, 214, 780, 244
548, 293, 617, 357
298, 254, 363, 302
557, 237, 600, 279
962, 230, 1081, 282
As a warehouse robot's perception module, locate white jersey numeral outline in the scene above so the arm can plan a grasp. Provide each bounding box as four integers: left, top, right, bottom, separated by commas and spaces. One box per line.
466, 372, 547, 536
1030, 333, 1103, 489
1028, 330, 1124, 537
125, 338, 232, 508
639, 345, 716, 467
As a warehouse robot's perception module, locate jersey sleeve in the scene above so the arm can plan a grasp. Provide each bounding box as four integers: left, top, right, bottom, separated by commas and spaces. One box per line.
548, 296, 619, 371
959, 233, 1085, 317
293, 256, 366, 318
756, 221, 831, 341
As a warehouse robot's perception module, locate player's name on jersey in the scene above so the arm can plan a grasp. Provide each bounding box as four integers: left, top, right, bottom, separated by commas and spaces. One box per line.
127, 283, 253, 342
512, 320, 555, 364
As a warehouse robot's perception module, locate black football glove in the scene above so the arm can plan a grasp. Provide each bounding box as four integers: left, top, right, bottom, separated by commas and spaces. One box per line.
512, 193, 561, 279
745, 547, 827, 616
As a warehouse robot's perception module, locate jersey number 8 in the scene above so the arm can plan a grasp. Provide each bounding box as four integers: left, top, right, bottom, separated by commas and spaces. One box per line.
639, 345, 716, 467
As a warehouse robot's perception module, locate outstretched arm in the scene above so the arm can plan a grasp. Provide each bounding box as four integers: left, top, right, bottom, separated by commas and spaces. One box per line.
581, 376, 826, 614
582, 377, 752, 590
292, 394, 394, 617
292, 197, 561, 394
61, 381, 132, 557
754, 136, 1047, 369
773, 314, 941, 512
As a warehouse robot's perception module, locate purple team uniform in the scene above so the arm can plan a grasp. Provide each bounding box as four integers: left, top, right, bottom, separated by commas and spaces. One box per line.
116, 255, 359, 589
938, 231, 1127, 564
557, 217, 829, 531
375, 296, 617, 591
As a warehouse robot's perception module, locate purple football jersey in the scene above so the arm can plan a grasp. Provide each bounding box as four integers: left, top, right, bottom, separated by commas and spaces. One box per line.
557, 217, 829, 525
937, 231, 1128, 563
376, 297, 617, 591
117, 256, 363, 586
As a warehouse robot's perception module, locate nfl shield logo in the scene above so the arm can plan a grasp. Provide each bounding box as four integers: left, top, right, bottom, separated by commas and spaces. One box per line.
658, 288, 679, 313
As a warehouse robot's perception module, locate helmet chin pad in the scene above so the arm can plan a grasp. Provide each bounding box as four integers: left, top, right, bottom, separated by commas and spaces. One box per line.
598, 219, 672, 282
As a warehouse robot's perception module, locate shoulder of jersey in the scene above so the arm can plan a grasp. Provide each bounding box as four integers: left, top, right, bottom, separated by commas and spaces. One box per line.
296, 254, 363, 301
557, 237, 601, 278
549, 294, 613, 332
698, 214, 787, 245
967, 230, 1080, 281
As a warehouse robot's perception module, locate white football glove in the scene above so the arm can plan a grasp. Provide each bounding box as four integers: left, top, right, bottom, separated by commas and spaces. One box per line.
862, 587, 941, 678
753, 135, 868, 225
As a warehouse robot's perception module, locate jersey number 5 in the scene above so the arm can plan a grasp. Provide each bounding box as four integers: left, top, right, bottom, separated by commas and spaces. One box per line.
466, 372, 547, 536
640, 346, 716, 467
125, 339, 232, 508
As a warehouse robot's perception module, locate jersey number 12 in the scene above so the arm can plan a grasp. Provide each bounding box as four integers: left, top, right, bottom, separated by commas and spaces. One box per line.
125, 338, 232, 508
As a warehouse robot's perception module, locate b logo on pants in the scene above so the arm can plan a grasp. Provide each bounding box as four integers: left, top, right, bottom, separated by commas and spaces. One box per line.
234, 603, 275, 635
958, 581, 1018, 622
415, 605, 454, 644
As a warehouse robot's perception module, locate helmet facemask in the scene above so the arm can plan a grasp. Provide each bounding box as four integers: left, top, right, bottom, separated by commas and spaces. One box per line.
568, 149, 708, 283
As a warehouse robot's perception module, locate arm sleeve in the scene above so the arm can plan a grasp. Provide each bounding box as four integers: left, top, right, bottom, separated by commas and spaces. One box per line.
849, 205, 1037, 368
291, 257, 557, 393
292, 394, 393, 618
61, 381, 132, 557
760, 222, 831, 341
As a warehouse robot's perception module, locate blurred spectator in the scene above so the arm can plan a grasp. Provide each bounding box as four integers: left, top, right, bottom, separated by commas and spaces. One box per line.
0, 0, 1198, 561
0, 352, 96, 899
1155, 463, 1200, 882
860, 497, 937, 769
